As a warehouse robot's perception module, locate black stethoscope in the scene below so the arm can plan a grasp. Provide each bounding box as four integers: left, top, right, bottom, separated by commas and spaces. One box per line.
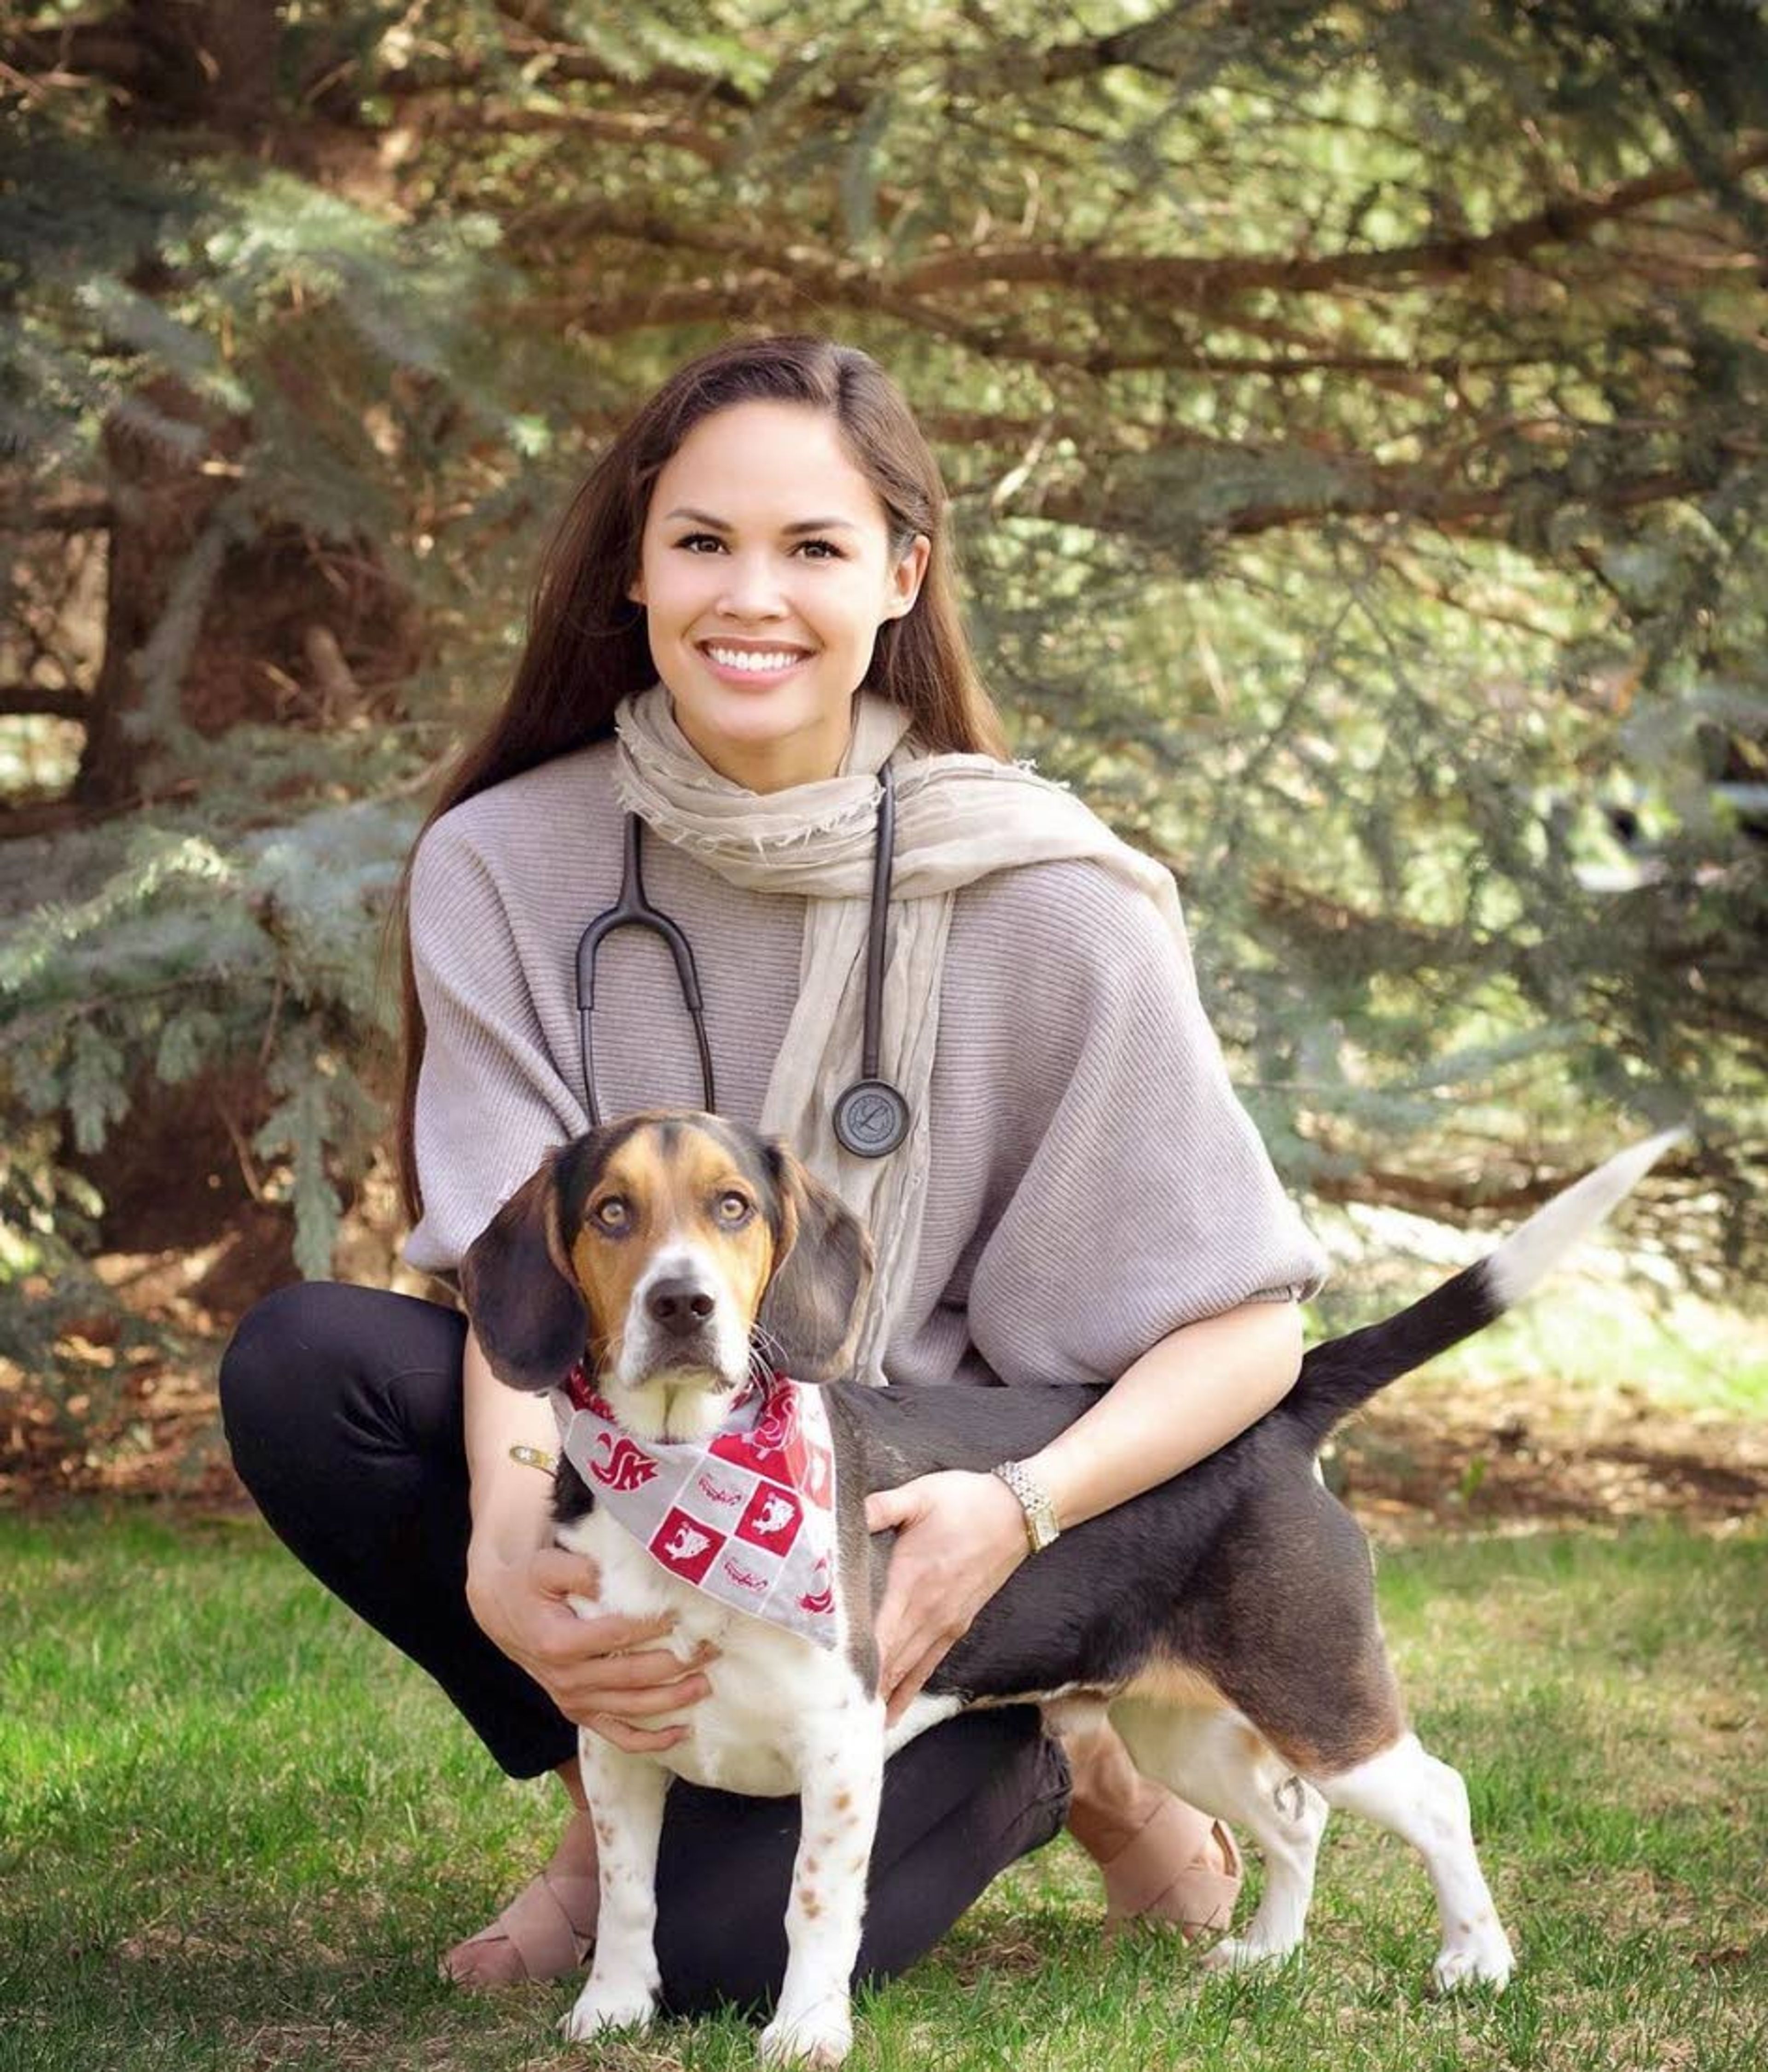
575, 761, 910, 1158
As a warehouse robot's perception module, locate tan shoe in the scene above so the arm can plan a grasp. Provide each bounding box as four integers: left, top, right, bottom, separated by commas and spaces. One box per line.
440, 1809, 599, 1988
1098, 1795, 1243, 1938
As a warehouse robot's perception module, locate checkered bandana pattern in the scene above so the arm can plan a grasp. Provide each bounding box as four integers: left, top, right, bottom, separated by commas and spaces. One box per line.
554, 1365, 840, 1650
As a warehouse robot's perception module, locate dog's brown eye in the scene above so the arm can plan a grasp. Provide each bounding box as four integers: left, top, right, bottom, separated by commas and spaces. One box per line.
716, 1191, 753, 1225
593, 1197, 630, 1232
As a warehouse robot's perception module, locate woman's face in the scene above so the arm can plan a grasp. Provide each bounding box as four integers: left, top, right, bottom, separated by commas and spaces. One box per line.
628, 400, 930, 793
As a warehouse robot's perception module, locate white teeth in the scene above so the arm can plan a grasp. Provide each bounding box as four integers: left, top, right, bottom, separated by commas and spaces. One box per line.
704, 646, 805, 673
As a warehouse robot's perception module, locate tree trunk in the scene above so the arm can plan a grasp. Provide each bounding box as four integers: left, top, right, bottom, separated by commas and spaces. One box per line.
114, 0, 280, 144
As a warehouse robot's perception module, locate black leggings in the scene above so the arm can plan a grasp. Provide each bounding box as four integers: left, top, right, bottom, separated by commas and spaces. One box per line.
218, 1281, 1070, 2015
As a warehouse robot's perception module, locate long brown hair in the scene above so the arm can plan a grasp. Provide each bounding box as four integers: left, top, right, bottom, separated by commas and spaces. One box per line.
394, 333, 1010, 1229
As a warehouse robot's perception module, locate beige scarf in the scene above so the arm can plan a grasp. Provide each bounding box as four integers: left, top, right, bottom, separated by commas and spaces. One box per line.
613, 682, 1188, 1384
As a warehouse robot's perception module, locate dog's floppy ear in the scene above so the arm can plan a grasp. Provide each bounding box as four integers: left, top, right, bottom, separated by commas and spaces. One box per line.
756, 1144, 876, 1383
460, 1150, 587, 1393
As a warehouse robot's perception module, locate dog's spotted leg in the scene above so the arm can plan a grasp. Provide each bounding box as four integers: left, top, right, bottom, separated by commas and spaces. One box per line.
562, 1735, 672, 2043
758, 1704, 886, 2068
1112, 1702, 1328, 1970
1318, 1732, 1515, 1991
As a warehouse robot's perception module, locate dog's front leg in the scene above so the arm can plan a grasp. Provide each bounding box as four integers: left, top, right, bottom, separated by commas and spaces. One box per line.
562, 1733, 671, 2043
759, 1708, 886, 2068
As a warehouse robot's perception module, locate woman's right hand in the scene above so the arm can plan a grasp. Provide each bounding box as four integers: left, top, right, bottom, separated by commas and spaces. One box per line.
466, 1543, 716, 1753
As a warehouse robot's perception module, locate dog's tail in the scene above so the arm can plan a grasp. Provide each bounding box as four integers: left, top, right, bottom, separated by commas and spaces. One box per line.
1279, 1127, 1686, 1451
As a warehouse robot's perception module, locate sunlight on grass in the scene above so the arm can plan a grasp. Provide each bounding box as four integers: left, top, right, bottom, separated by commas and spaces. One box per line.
2, 1512, 1764, 2071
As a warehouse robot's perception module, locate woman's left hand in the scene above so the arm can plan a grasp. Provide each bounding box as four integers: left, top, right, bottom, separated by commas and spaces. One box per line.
865, 1469, 1030, 1723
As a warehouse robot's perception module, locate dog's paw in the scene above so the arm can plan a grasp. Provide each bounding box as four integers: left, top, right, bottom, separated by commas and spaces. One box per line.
758, 1999, 854, 2066
561, 1978, 657, 2041
1431, 1926, 1514, 1994
1198, 1932, 1299, 1975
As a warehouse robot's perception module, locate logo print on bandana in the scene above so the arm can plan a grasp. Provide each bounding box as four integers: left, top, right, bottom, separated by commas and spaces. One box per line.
592, 1433, 659, 1493
736, 1481, 803, 1553
651, 1507, 723, 1583
743, 1388, 800, 1470
799, 1556, 835, 1617
717, 1551, 770, 1605
693, 1465, 747, 1514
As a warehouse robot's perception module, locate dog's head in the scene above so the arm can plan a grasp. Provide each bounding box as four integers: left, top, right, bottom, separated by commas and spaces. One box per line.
460, 1111, 875, 1442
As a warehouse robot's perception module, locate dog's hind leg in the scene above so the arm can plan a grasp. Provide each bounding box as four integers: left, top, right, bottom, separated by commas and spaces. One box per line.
563, 1737, 671, 2042
1317, 1733, 1514, 1991
1111, 1702, 1329, 1969
758, 1704, 887, 2068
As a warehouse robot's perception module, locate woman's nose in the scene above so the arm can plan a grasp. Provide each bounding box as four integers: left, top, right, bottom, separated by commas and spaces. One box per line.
717, 553, 789, 618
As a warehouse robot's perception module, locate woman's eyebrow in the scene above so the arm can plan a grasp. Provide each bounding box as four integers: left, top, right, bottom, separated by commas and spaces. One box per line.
663, 506, 861, 536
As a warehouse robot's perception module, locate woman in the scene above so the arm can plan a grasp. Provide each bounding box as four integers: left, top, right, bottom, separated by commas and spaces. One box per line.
220, 333, 1328, 2008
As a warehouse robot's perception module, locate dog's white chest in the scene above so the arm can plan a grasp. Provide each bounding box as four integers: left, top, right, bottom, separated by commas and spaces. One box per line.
560, 1510, 872, 1798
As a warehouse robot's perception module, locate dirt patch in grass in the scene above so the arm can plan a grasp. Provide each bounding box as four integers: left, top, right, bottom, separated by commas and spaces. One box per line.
1335, 1378, 1768, 1541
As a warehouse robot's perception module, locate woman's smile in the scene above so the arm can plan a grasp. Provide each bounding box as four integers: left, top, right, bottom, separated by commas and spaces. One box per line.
696, 638, 817, 686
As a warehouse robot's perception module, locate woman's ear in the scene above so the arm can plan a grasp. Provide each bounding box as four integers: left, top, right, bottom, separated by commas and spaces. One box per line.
460, 1151, 587, 1393
886, 532, 930, 618
756, 1144, 876, 1383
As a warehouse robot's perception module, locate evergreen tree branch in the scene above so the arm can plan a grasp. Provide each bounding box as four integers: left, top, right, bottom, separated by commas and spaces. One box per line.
0, 687, 87, 720
375, 3, 756, 108
892, 140, 1768, 300
0, 494, 114, 534
0, 16, 146, 92
1011, 459, 1731, 542
518, 140, 1768, 301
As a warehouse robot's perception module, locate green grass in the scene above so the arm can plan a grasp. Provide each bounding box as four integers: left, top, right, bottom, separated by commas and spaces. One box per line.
2, 1511, 1765, 2070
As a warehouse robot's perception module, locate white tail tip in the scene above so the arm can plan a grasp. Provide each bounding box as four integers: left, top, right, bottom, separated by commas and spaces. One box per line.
1486, 1126, 1688, 1311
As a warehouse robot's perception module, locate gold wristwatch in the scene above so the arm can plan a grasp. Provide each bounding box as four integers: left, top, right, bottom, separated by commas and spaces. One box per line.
990, 1458, 1061, 1554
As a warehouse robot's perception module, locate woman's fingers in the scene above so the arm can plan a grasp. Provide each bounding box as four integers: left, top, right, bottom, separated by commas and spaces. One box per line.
554, 1658, 715, 1718
558, 1635, 714, 1687
884, 1636, 952, 1725
529, 1545, 602, 1596
582, 1712, 690, 1754
550, 1609, 686, 1663
864, 1484, 920, 1535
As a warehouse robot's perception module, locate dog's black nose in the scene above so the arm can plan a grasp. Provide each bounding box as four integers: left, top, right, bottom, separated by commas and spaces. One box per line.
647, 1277, 716, 1335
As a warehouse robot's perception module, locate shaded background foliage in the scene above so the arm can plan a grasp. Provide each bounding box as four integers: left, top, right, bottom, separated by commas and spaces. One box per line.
1, 0, 1763, 1453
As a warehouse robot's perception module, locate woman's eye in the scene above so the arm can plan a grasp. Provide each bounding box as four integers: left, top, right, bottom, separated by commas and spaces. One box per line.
594, 1198, 630, 1231
671, 533, 842, 560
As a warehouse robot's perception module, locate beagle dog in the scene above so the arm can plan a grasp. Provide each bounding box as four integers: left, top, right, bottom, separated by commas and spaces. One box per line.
461, 1110, 1681, 2066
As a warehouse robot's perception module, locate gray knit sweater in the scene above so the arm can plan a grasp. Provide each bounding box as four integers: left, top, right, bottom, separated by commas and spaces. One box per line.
404, 738, 1328, 1389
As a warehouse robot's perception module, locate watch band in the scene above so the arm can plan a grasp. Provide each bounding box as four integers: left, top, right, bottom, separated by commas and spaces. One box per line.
990, 1458, 1061, 1554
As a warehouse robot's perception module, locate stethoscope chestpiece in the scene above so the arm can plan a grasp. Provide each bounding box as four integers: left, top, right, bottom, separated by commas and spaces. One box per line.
833, 1078, 911, 1159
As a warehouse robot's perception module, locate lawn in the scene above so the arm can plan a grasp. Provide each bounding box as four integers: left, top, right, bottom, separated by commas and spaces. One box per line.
1, 1510, 1763, 2071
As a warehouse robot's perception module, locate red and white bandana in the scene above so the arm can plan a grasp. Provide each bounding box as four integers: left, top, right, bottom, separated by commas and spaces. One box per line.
555, 1365, 840, 1651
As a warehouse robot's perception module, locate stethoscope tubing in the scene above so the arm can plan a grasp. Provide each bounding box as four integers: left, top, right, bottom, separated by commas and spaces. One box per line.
575, 762, 908, 1157
576, 809, 717, 1126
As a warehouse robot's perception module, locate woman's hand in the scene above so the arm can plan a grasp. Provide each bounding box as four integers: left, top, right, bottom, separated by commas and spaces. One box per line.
864, 1470, 1029, 1724
466, 1544, 716, 1754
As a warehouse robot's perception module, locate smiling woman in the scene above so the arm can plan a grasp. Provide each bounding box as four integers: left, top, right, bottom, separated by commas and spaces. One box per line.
628, 410, 929, 795
628, 407, 930, 793
218, 333, 1326, 2023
